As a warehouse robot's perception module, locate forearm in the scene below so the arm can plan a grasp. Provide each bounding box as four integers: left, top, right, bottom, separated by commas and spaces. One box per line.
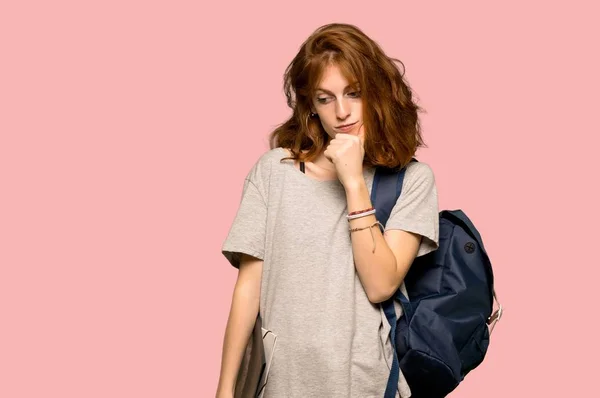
345, 178, 398, 303
216, 279, 260, 395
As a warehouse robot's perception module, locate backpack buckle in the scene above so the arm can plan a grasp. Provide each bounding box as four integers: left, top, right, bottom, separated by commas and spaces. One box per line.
487, 291, 503, 335
487, 304, 503, 325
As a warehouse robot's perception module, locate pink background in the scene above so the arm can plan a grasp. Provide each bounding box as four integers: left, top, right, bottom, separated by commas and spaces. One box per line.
1, 0, 598, 397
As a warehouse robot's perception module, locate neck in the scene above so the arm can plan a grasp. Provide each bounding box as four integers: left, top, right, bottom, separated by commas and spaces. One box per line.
311, 150, 336, 172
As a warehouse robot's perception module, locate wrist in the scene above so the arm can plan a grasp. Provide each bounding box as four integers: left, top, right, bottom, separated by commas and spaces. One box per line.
343, 176, 367, 194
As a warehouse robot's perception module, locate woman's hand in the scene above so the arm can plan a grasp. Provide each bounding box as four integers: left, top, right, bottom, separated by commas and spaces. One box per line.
323, 124, 366, 189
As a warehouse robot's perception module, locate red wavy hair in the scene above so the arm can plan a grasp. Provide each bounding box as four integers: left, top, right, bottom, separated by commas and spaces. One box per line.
269, 23, 426, 170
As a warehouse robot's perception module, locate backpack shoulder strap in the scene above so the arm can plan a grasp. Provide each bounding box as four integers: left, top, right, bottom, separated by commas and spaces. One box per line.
371, 158, 416, 398
371, 158, 417, 226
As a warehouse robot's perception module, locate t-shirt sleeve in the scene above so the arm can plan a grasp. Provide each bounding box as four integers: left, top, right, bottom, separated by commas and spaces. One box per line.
221, 176, 267, 268
384, 162, 439, 257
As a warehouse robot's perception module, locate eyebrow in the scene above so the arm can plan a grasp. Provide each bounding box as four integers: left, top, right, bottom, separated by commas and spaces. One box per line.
315, 83, 360, 95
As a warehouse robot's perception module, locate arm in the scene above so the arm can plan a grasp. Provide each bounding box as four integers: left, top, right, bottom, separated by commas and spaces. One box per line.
216, 254, 263, 397
345, 179, 421, 303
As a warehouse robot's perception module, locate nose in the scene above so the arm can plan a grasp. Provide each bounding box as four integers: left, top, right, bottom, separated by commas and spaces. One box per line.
335, 97, 351, 121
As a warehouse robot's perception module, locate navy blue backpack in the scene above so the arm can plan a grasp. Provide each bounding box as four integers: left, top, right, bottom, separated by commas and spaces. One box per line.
372, 161, 503, 398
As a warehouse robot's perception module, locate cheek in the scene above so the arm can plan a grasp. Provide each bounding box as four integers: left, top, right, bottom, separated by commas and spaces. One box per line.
318, 123, 335, 140
354, 103, 363, 115
320, 118, 335, 136
315, 113, 331, 128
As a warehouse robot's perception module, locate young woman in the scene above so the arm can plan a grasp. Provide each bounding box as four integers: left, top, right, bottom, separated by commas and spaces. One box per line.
216, 23, 439, 398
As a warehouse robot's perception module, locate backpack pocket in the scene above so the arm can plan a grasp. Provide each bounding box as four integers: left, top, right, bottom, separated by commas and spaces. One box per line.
399, 349, 458, 398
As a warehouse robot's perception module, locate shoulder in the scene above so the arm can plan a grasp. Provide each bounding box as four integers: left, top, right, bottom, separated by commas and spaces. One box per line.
403, 160, 436, 189
385, 159, 440, 251
258, 146, 289, 166
244, 147, 288, 187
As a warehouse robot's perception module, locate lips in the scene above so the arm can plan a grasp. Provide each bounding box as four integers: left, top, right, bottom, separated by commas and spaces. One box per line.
335, 121, 358, 131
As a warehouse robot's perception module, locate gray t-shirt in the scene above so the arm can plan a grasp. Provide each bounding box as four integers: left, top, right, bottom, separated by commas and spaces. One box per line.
222, 147, 439, 398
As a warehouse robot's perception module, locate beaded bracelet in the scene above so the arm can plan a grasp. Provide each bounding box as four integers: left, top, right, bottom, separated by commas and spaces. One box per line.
347, 208, 376, 220
348, 207, 374, 216
347, 209, 376, 220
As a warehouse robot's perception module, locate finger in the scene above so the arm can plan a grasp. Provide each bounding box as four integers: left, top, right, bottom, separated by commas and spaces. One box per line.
327, 141, 342, 151
336, 134, 353, 141
335, 133, 351, 140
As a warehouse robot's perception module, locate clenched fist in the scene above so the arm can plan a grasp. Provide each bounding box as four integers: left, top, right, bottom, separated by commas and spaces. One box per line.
323, 124, 366, 189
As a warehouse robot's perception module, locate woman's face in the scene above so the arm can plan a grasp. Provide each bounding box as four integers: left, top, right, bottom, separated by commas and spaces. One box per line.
311, 64, 363, 140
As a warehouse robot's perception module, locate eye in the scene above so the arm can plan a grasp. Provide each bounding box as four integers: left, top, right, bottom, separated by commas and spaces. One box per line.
317, 97, 331, 104
347, 91, 361, 98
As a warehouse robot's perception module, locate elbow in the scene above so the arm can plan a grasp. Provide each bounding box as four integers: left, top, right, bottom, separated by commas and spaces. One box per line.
365, 270, 405, 304
366, 261, 404, 304
366, 291, 389, 304
365, 283, 398, 304
363, 256, 407, 304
